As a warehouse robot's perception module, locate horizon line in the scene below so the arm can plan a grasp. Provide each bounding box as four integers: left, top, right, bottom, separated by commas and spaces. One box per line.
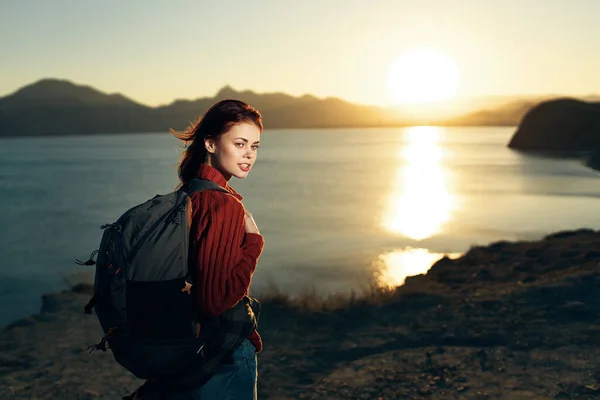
2, 76, 600, 109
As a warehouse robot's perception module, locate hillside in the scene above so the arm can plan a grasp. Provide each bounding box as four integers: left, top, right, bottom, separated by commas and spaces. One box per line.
443, 99, 538, 126
1, 79, 599, 136
508, 98, 600, 151
2, 228, 600, 399
0, 79, 405, 136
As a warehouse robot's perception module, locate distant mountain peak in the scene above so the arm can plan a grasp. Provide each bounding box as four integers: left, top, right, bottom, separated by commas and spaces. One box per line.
12, 78, 86, 97
215, 85, 240, 98
6, 78, 139, 107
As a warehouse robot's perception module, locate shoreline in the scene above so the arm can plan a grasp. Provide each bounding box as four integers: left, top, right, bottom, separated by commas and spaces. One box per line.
3, 228, 600, 399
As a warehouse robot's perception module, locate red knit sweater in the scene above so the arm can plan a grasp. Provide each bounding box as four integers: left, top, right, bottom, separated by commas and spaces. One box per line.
188, 164, 264, 353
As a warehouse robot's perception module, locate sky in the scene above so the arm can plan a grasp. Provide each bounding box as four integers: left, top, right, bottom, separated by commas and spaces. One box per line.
1, 0, 599, 107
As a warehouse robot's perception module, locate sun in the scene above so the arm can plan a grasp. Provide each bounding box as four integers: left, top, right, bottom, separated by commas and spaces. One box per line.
387, 47, 460, 104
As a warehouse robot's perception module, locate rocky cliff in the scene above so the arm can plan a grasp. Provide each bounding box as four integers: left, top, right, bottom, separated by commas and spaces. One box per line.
508, 98, 600, 152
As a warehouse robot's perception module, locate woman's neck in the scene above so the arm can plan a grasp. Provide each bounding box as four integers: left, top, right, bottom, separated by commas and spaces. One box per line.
204, 159, 231, 181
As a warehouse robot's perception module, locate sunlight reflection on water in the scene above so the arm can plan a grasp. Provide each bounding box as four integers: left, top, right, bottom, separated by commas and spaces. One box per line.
383, 126, 457, 240
377, 126, 461, 287
373, 247, 461, 288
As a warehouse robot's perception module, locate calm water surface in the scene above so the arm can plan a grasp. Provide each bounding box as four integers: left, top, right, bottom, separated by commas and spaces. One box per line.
1, 126, 599, 326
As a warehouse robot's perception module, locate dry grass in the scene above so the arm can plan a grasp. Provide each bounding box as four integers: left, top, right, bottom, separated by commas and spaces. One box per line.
255, 278, 400, 313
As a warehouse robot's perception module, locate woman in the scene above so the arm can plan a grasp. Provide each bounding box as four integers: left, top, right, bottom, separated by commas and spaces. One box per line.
139, 99, 265, 400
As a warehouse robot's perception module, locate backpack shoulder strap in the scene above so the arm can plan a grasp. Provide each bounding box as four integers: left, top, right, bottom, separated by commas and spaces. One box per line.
181, 178, 230, 195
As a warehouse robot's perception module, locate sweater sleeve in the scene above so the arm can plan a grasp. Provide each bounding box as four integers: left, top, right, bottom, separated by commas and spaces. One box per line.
191, 191, 264, 317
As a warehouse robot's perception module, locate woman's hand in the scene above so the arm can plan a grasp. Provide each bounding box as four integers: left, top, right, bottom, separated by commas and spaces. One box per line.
244, 211, 261, 235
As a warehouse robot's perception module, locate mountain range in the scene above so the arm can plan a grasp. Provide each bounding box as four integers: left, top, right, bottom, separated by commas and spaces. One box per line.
0, 79, 598, 136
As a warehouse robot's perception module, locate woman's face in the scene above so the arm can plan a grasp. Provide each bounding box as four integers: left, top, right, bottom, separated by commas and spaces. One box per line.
205, 122, 261, 180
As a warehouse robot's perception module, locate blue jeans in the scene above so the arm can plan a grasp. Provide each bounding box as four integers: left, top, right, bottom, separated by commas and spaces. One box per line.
166, 340, 258, 400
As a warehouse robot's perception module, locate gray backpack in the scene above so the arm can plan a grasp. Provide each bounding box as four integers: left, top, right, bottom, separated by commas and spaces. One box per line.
77, 178, 228, 379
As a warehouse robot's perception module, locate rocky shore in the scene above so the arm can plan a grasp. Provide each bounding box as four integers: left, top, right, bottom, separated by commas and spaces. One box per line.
2, 229, 600, 399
